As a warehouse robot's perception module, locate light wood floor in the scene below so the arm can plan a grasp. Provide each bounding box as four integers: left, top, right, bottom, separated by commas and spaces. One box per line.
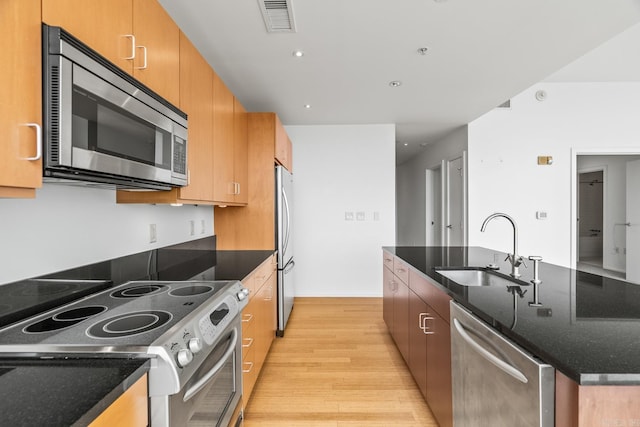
243, 297, 437, 426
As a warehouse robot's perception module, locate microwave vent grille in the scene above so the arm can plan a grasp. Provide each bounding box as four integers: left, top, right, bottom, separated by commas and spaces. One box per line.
49, 65, 60, 163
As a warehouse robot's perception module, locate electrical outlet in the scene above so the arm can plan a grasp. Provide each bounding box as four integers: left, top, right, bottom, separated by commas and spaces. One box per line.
200, 219, 206, 234
356, 211, 365, 221
189, 220, 195, 236
373, 211, 380, 221
149, 224, 157, 243
345, 212, 354, 221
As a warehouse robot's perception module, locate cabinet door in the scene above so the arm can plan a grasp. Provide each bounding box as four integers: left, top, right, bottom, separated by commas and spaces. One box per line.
212, 73, 236, 204
42, 0, 134, 73
178, 32, 214, 202
0, 0, 42, 198
382, 265, 394, 330
132, 0, 180, 106
392, 279, 410, 363
233, 98, 249, 204
409, 290, 428, 399
274, 114, 293, 172
426, 305, 453, 427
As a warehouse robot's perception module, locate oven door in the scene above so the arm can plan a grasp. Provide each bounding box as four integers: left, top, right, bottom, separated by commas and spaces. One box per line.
166, 317, 242, 427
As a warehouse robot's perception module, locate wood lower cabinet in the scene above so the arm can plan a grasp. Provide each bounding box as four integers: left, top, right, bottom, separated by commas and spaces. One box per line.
43, 0, 180, 106
89, 374, 148, 427
383, 250, 453, 427
241, 254, 277, 405
0, 0, 42, 198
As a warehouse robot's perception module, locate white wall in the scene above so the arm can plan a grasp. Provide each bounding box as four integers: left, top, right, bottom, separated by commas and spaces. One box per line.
468, 82, 640, 267
396, 126, 468, 245
0, 185, 214, 285
285, 124, 396, 297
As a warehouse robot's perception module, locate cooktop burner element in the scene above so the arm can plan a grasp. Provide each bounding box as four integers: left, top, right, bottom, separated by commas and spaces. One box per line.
24, 306, 107, 333
88, 310, 172, 338
111, 284, 168, 298
168, 285, 213, 297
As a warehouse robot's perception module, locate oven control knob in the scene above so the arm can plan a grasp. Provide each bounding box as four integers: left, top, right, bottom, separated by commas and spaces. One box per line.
188, 337, 203, 354
176, 348, 193, 368
237, 288, 250, 301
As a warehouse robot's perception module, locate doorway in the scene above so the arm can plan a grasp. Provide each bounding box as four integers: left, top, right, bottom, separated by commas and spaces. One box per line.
577, 169, 604, 268
573, 152, 640, 282
425, 167, 441, 246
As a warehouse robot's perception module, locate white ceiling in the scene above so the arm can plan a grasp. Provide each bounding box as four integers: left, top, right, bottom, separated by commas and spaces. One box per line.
157, 0, 640, 165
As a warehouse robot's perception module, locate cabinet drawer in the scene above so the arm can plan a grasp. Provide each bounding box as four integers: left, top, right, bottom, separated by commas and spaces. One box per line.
394, 257, 410, 285
383, 251, 394, 271
409, 269, 451, 322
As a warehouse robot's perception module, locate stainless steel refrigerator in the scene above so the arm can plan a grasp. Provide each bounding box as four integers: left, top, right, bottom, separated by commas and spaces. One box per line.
276, 165, 295, 336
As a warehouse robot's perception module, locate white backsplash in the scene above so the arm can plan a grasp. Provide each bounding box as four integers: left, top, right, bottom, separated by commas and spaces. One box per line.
0, 184, 214, 285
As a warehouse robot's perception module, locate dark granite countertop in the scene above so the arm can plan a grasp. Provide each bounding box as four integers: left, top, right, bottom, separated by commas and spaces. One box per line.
383, 246, 640, 386
0, 356, 149, 426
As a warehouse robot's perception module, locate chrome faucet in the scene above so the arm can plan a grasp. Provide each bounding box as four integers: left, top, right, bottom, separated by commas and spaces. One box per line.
480, 213, 526, 278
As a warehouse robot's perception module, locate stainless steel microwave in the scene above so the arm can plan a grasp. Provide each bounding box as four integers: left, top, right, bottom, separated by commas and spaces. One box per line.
42, 25, 188, 190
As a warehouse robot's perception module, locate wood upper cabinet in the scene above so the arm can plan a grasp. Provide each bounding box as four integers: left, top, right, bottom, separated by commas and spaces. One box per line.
116, 32, 214, 205
274, 114, 293, 172
132, 0, 180, 107
214, 112, 294, 249
42, 0, 133, 73
42, 0, 180, 106
212, 74, 247, 205
0, 0, 42, 198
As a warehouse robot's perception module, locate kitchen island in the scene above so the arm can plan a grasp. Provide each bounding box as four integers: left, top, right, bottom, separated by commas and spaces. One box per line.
384, 246, 640, 427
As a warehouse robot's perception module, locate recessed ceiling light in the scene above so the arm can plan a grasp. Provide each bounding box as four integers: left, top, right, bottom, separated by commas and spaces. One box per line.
403, 143, 409, 146
420, 143, 428, 147
304, 104, 311, 109
417, 47, 429, 55
389, 81, 402, 88
292, 50, 304, 57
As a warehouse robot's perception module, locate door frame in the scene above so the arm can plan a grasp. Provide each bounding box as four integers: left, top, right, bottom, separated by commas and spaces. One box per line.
442, 151, 468, 247
570, 147, 640, 269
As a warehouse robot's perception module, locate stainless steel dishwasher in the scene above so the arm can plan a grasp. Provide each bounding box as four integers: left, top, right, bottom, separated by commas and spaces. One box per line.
450, 301, 555, 427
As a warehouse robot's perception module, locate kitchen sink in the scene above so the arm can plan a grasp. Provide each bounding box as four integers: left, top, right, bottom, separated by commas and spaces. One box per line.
435, 267, 526, 288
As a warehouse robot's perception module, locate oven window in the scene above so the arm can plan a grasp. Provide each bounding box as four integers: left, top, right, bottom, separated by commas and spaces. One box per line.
186, 356, 235, 426
71, 87, 171, 170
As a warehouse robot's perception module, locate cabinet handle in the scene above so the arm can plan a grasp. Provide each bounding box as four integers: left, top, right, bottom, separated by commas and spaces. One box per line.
21, 123, 42, 161
419, 312, 435, 334
396, 268, 406, 274
242, 361, 254, 373
122, 34, 136, 60
242, 313, 254, 323
135, 45, 148, 70
242, 338, 254, 348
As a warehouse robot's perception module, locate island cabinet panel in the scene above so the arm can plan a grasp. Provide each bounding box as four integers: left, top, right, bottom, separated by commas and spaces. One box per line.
382, 249, 453, 427
0, 0, 42, 198
556, 371, 640, 427
89, 374, 148, 427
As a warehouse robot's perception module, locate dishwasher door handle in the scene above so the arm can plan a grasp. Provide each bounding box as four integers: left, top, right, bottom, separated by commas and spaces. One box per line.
453, 318, 528, 384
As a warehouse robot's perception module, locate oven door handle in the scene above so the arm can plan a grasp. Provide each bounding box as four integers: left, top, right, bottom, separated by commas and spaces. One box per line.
183, 327, 238, 402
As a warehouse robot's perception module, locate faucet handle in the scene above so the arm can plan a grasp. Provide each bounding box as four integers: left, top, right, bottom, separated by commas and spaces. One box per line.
528, 255, 543, 262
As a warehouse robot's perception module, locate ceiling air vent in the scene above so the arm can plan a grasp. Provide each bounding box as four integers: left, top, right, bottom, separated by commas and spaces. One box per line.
258, 0, 296, 32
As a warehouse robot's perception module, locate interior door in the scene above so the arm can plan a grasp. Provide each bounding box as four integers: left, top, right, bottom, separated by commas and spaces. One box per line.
626, 159, 640, 283
447, 157, 464, 246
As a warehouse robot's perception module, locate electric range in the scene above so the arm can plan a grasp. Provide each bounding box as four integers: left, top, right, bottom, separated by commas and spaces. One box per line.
0, 279, 250, 398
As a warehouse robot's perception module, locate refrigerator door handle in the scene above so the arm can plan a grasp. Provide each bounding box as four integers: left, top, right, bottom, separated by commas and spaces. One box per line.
282, 187, 291, 256
283, 259, 295, 274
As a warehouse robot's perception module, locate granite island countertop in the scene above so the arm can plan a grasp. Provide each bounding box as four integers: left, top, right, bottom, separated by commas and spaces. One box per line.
384, 246, 640, 386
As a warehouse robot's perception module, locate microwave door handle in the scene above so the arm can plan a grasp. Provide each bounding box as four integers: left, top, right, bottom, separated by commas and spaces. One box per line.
182, 328, 238, 402
282, 188, 291, 255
